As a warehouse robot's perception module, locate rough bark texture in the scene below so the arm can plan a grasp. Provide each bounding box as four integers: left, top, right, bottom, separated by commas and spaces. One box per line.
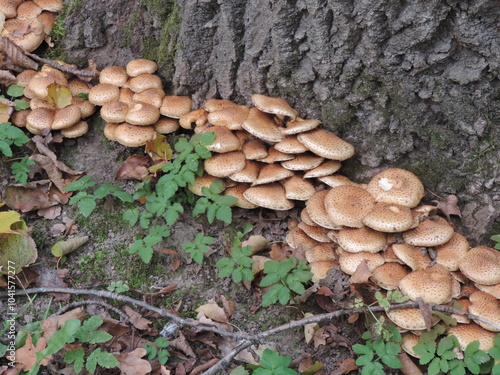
62, 0, 500, 244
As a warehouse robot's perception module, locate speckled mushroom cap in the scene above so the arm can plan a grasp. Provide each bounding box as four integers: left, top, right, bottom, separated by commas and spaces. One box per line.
103, 122, 119, 141
99, 66, 128, 86
33, 0, 64, 12
251, 93, 299, 120
400, 333, 421, 358
187, 174, 225, 196
160, 96, 193, 119
133, 88, 166, 108
282, 174, 316, 201
60, 120, 89, 138
17, 2, 42, 19
371, 263, 409, 290
179, 108, 208, 130
338, 251, 385, 275
298, 222, 331, 243
204, 150, 246, 178
257, 146, 294, 163
223, 184, 259, 209
119, 87, 135, 105
72, 96, 96, 118
88, 83, 120, 106
362, 202, 414, 233
317, 174, 358, 188
202, 126, 241, 153
203, 99, 238, 112
243, 183, 295, 211
434, 232, 470, 271
52, 104, 82, 130
285, 226, 320, 251
304, 160, 342, 178
281, 118, 321, 135
274, 136, 309, 154
128, 73, 163, 93
207, 105, 250, 130
252, 163, 294, 186
474, 282, 500, 299
458, 246, 500, 285
306, 190, 341, 230
281, 153, 325, 171
468, 291, 500, 332
154, 118, 180, 134
301, 207, 318, 227
305, 244, 337, 263
226, 161, 259, 184
447, 323, 496, 351
113, 123, 156, 147
324, 185, 376, 228
0, 0, 23, 17
387, 308, 440, 331
242, 107, 284, 143
402, 217, 455, 247
27, 70, 68, 99
241, 139, 268, 160
309, 260, 337, 283
26, 108, 55, 133
398, 264, 453, 304
336, 227, 387, 254
125, 101, 161, 126
366, 168, 424, 208
126, 59, 158, 77
297, 129, 355, 161
391, 243, 431, 271
100, 100, 129, 123
2, 18, 45, 52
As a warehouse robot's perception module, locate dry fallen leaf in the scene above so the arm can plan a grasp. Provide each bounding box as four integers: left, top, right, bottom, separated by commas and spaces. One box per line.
115, 155, 152, 181
398, 352, 424, 375
123, 306, 156, 333
15, 334, 50, 371
331, 357, 358, 375
115, 348, 152, 375
196, 299, 228, 323
40, 308, 85, 342
436, 194, 462, 221
349, 260, 372, 284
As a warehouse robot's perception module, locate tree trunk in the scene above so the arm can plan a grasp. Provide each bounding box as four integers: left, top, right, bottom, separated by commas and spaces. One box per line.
62, 0, 500, 244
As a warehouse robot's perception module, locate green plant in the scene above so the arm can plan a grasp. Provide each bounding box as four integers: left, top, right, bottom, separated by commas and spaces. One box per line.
107, 280, 130, 293
490, 234, 500, 250
489, 333, 500, 375
216, 222, 254, 282
0, 122, 30, 157
129, 224, 171, 263
64, 175, 134, 217
259, 257, 313, 307
2, 85, 30, 111
192, 179, 238, 224
182, 232, 215, 264
353, 329, 402, 375
144, 336, 170, 365
231, 348, 298, 375
11, 155, 35, 185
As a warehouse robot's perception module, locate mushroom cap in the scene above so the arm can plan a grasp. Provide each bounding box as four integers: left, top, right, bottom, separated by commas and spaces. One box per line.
223, 184, 259, 209
305, 244, 337, 263
132, 88, 166, 108
243, 183, 295, 210
27, 70, 68, 99
366, 168, 425, 208
67, 77, 91, 96
52, 104, 82, 130
257, 146, 294, 163
202, 126, 241, 153
402, 217, 454, 247
309, 260, 337, 283
100, 100, 129, 123
362, 202, 414, 233
317, 174, 358, 188
128, 73, 163, 93
306, 190, 341, 230
391, 243, 431, 271
203, 99, 239, 112
38, 11, 57, 34
371, 263, 410, 290
282, 174, 316, 201
30, 97, 56, 110
126, 59, 158, 77
60, 120, 89, 138
26, 107, 55, 131
300, 207, 318, 227
160, 96, 193, 119
103, 122, 119, 141
228, 161, 261, 183
179, 108, 209, 130
251, 93, 298, 120
114, 123, 156, 147
203, 150, 247, 178
16, 69, 38, 88
338, 251, 384, 275
207, 105, 250, 130
88, 83, 120, 106
2, 18, 45, 52
324, 185, 376, 228
398, 264, 453, 304
435, 232, 470, 271
281, 118, 321, 135
11, 109, 29, 128
154, 118, 180, 134
474, 282, 500, 299
119, 87, 135, 106
274, 136, 309, 154
281, 153, 324, 171
99, 65, 128, 86
304, 160, 342, 178
468, 291, 500, 332
387, 308, 440, 331
448, 323, 496, 351
252, 163, 294, 186
336, 227, 387, 254
33, 0, 63, 12
400, 333, 421, 358
458, 246, 500, 285
125, 101, 161, 126
188, 174, 226, 196
297, 129, 355, 161
298, 222, 331, 243
0, 0, 23, 18
285, 226, 320, 251
242, 139, 269, 160
16, 1, 42, 20
71, 96, 96, 118
242, 107, 284, 143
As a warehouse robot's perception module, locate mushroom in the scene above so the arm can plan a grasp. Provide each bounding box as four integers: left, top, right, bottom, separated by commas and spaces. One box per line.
447, 323, 496, 351
362, 202, 414, 233
202, 126, 241, 153
285, 226, 320, 251
398, 264, 454, 304
335, 227, 387, 254
207, 105, 250, 130
203, 151, 247, 178
252, 163, 294, 186
125, 101, 161, 126
391, 243, 431, 271
100, 100, 129, 123
458, 246, 500, 285
303, 160, 342, 178
402, 216, 454, 247
468, 291, 500, 332
243, 183, 295, 210
297, 129, 355, 161
88, 83, 120, 106
128, 73, 163, 93
126, 58, 158, 77
241, 139, 269, 160
434, 232, 470, 271
297, 222, 331, 243
228, 161, 261, 183
203, 98, 239, 112
282, 174, 316, 201
179, 108, 209, 130
324, 185, 376, 228
113, 123, 156, 147
306, 190, 341, 230
371, 263, 409, 290
242, 107, 283, 143
99, 65, 128, 86
338, 251, 384, 275
281, 153, 325, 171
386, 308, 440, 331
251, 93, 299, 120
223, 184, 259, 209
60, 120, 89, 138
281, 118, 321, 135
160, 96, 193, 119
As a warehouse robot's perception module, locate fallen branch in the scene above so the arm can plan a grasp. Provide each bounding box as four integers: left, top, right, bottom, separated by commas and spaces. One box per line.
51, 299, 130, 322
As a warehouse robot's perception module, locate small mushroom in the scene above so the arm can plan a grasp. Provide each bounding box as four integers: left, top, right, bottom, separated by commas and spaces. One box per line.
113, 123, 156, 147
243, 183, 295, 210
126, 59, 158, 77
324, 185, 376, 228
458, 246, 500, 285
297, 128, 355, 161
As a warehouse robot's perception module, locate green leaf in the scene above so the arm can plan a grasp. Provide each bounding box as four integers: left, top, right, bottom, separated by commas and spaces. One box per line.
232, 268, 243, 283
89, 330, 113, 344
7, 84, 25, 97
123, 208, 139, 226
262, 284, 282, 307
438, 336, 456, 356
353, 344, 373, 356
260, 273, 280, 287
206, 203, 217, 223
63, 347, 85, 373
215, 205, 233, 224
86, 348, 119, 373
427, 357, 441, 375
277, 285, 291, 305
139, 246, 153, 263
14, 99, 30, 111
64, 175, 96, 192
380, 353, 402, 369
0, 140, 12, 157
35, 319, 81, 366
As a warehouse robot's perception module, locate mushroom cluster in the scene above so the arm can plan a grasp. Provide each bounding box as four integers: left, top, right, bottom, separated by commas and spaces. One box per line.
0, 0, 62, 52
88, 58, 193, 147
11, 63, 95, 138
284, 165, 500, 353
187, 94, 355, 212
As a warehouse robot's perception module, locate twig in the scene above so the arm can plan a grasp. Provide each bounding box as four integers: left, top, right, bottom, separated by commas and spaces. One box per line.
50, 300, 130, 322
21, 49, 96, 78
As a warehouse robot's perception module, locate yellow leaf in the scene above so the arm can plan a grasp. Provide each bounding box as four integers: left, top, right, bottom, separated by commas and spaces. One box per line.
51, 236, 89, 257
0, 97, 13, 123
0, 231, 37, 274
46, 84, 72, 109
0, 210, 27, 233
145, 134, 173, 162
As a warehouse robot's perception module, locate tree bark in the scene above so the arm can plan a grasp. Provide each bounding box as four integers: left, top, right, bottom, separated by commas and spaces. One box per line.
62, 0, 500, 244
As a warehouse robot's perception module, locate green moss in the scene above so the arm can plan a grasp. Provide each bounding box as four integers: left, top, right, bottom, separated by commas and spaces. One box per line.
122, 13, 141, 48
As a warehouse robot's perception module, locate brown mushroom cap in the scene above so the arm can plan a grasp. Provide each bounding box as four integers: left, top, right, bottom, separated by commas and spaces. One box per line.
242, 107, 284, 143
179, 108, 209, 130
371, 263, 410, 290
128, 73, 163, 93
188, 174, 226, 196
468, 291, 500, 332
257, 146, 294, 163
99, 66, 128, 86
27, 70, 68, 99
88, 83, 120, 106
113, 123, 156, 147
297, 129, 355, 161
100, 100, 129, 123
306, 190, 341, 230
400, 333, 421, 358
338, 251, 384, 275
26, 108, 55, 132
281, 118, 321, 135
298, 222, 331, 243
228, 161, 261, 183
207, 105, 250, 130
67, 77, 91, 96
362, 202, 414, 233
324, 185, 376, 228
402, 217, 455, 247
281, 153, 325, 171
126, 59, 158, 77
391, 243, 431, 271
448, 323, 496, 351
387, 308, 440, 331
154, 118, 180, 134
72, 96, 96, 118
458, 246, 500, 285
160, 96, 193, 119
2, 18, 45, 52
366, 168, 425, 208
103, 122, 119, 141
435, 232, 470, 271
60, 120, 89, 138
203, 151, 247, 178
300, 207, 318, 227
317, 174, 358, 188
132, 88, 166, 108
52, 104, 82, 130
11, 109, 29, 128
243, 183, 295, 210
304, 244, 337, 263
203, 99, 239, 112
274, 136, 309, 154
33, 0, 63, 12
202, 126, 241, 153
252, 163, 294, 186
398, 264, 453, 304
474, 282, 500, 299
125, 101, 161, 126
309, 260, 337, 283
0, 0, 23, 18
16, 1, 42, 20
242, 139, 269, 160
304, 160, 342, 178
282, 174, 316, 201
336, 227, 387, 254
251, 93, 299, 120
119, 87, 135, 106
285, 226, 320, 251
223, 184, 259, 209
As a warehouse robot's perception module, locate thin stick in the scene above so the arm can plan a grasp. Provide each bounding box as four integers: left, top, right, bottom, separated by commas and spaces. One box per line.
50, 300, 130, 322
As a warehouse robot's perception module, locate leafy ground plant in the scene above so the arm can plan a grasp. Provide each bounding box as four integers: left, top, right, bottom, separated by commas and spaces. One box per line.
0, 122, 30, 157
144, 337, 170, 366
231, 348, 298, 375
11, 155, 35, 185
216, 222, 254, 282
352, 329, 402, 375
182, 232, 215, 264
